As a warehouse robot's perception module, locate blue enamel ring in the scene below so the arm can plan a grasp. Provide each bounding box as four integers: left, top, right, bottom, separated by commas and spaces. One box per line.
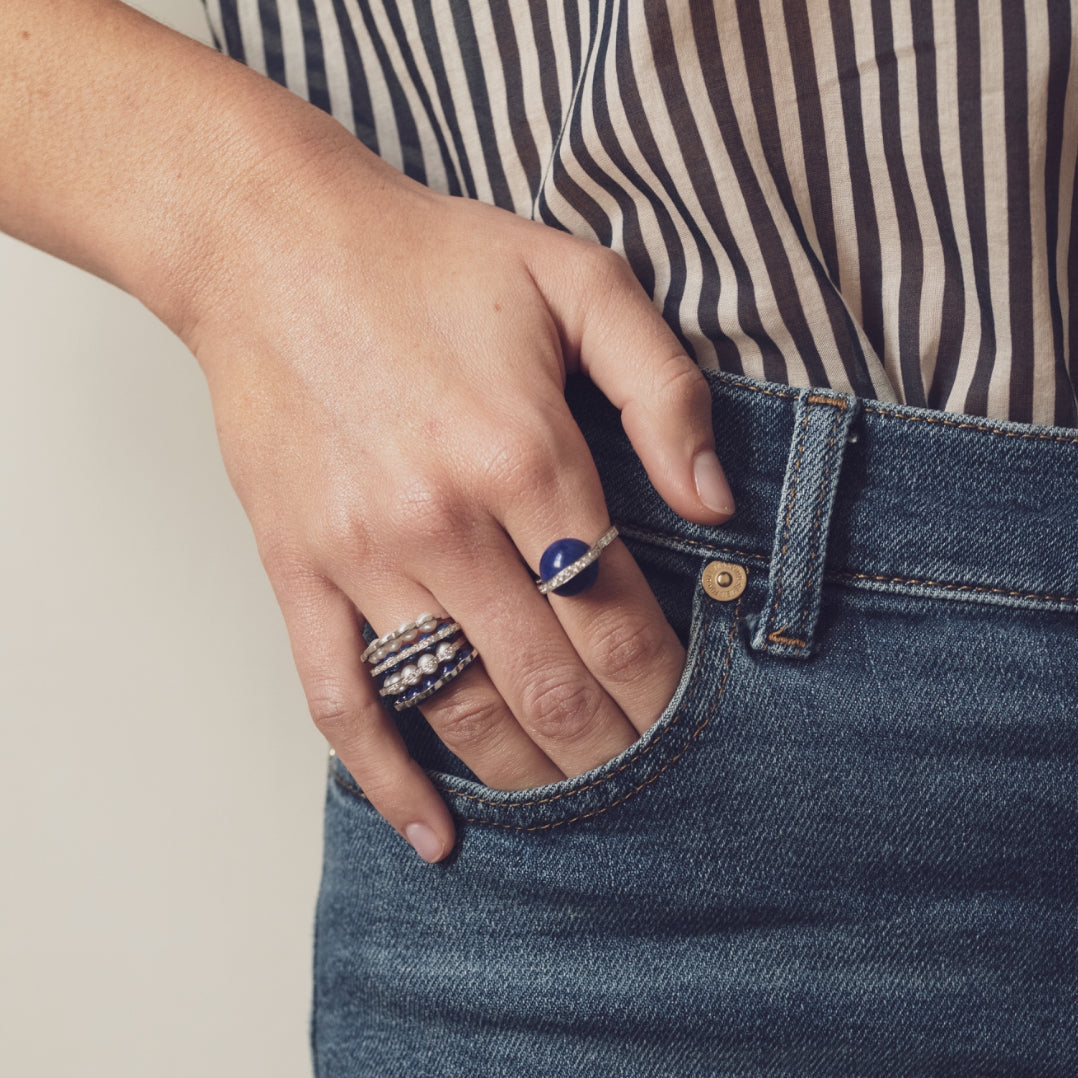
365, 612, 479, 711
537, 526, 619, 596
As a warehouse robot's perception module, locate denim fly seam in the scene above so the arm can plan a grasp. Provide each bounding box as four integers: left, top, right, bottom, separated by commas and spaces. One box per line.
751, 389, 861, 658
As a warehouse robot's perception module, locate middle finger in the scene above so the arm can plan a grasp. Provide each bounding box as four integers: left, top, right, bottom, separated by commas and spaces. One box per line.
427, 526, 643, 779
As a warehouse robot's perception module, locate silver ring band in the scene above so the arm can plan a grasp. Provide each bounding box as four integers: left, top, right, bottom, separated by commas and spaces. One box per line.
536, 525, 619, 595
377, 633, 468, 697
389, 646, 478, 711
365, 609, 478, 710
361, 611, 444, 664
370, 621, 462, 677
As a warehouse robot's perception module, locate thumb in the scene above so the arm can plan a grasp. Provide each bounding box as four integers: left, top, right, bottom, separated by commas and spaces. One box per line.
536, 242, 735, 524
618, 355, 736, 524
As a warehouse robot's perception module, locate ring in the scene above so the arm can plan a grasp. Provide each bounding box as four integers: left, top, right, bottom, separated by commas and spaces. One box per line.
537, 525, 619, 596
364, 611, 478, 711
370, 620, 462, 676
385, 645, 479, 711
361, 611, 443, 664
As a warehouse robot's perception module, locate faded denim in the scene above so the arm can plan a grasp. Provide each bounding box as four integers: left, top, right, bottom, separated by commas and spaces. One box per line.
313, 371, 1078, 1077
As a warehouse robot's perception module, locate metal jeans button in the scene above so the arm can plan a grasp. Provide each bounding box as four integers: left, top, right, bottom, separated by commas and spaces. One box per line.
701, 560, 747, 601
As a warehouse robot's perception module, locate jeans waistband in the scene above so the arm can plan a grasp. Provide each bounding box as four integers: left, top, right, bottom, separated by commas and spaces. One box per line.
568, 369, 1078, 654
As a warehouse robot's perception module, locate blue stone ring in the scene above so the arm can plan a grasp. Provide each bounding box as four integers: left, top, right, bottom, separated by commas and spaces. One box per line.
537, 526, 619, 597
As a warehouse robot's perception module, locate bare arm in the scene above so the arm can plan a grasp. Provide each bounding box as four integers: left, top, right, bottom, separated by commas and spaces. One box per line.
2, 0, 276, 326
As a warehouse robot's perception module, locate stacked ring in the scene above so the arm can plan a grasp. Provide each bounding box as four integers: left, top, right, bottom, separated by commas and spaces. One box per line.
537, 525, 619, 596
364, 612, 478, 712
361, 611, 443, 663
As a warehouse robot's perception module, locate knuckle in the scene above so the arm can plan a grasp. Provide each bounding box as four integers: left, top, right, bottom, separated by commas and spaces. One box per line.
386, 476, 468, 547
580, 243, 632, 286
590, 613, 663, 688
573, 246, 637, 303
520, 670, 602, 744
306, 498, 373, 566
480, 428, 561, 495
259, 534, 325, 599
306, 681, 356, 739
258, 529, 304, 576
427, 691, 503, 753
655, 357, 711, 416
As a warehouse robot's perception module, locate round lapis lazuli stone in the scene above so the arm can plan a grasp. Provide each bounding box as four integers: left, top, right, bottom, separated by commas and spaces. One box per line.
539, 537, 598, 596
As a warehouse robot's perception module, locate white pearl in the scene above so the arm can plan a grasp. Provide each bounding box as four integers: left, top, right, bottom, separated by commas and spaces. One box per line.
436, 641, 456, 663
417, 653, 439, 675
400, 664, 420, 687
383, 673, 400, 692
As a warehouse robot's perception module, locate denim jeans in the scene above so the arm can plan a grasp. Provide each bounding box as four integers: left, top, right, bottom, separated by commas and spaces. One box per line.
313, 370, 1078, 1077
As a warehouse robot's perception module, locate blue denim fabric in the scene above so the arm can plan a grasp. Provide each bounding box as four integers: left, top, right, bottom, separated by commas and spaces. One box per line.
313, 371, 1078, 1077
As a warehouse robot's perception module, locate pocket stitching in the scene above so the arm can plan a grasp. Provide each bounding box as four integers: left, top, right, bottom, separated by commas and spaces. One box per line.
449, 597, 743, 830
440, 605, 715, 810
331, 599, 743, 829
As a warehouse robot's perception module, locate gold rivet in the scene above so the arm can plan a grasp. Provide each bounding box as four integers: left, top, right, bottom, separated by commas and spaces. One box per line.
701, 560, 747, 601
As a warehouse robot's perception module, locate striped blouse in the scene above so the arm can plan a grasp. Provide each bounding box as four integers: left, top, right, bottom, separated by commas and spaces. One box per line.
201, 0, 1078, 427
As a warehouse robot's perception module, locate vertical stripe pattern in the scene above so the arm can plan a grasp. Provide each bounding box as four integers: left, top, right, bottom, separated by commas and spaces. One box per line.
201, 0, 1078, 427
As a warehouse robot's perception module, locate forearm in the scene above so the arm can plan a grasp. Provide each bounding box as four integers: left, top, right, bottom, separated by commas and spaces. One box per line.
0, 0, 383, 335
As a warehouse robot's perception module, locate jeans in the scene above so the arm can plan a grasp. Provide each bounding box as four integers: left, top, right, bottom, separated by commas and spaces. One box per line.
312, 370, 1078, 1077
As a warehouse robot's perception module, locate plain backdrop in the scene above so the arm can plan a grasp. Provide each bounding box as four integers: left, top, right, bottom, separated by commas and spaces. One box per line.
1, 3, 328, 1074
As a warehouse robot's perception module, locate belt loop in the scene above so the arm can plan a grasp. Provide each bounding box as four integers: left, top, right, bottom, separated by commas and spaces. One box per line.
751, 389, 861, 659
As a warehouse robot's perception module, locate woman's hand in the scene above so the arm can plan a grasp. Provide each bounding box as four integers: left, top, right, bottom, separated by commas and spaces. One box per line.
0, 0, 733, 862
185, 129, 734, 861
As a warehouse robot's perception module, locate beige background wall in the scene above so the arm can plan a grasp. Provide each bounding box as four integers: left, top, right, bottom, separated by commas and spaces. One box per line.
1, 3, 327, 1074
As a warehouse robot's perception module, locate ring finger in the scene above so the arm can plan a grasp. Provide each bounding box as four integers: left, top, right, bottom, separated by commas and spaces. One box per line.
424, 525, 643, 779
356, 579, 567, 791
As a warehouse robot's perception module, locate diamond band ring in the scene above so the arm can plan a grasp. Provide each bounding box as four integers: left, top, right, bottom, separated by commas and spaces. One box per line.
365, 612, 477, 711
537, 526, 618, 596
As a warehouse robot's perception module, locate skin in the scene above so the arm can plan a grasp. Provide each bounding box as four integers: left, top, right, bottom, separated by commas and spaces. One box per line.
1, 0, 734, 862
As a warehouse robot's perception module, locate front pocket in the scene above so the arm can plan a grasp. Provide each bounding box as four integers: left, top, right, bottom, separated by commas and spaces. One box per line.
332, 579, 744, 833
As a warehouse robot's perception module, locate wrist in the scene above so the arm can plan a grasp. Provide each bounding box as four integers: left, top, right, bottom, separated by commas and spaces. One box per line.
114, 57, 362, 341
161, 105, 445, 374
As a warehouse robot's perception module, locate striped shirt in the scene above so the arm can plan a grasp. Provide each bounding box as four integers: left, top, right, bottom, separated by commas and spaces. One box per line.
201, 0, 1078, 427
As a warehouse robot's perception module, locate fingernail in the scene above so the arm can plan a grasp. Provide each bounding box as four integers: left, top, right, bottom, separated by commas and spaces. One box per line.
693, 450, 735, 517
405, 822, 445, 863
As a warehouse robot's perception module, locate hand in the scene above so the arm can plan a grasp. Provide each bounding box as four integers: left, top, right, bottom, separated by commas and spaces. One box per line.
182, 121, 735, 862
